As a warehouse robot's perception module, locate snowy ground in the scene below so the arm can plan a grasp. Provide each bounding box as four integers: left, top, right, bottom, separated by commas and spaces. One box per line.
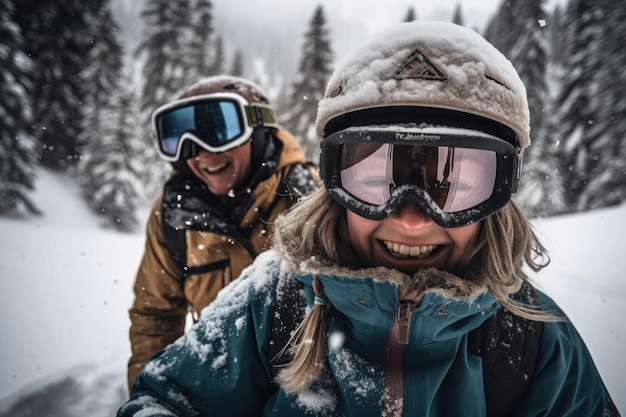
0, 169, 624, 416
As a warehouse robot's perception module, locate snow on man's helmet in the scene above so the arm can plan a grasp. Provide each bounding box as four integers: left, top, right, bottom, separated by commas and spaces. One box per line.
316, 21, 530, 149
176, 75, 272, 105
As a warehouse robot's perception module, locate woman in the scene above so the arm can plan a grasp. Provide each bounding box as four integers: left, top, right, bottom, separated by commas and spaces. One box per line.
118, 21, 619, 416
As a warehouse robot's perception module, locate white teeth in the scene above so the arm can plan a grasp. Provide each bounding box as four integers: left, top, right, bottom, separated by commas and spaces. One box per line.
205, 162, 228, 173
383, 241, 436, 259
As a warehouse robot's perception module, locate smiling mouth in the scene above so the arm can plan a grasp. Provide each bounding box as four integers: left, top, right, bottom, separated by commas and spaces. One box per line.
383, 241, 437, 259
203, 162, 229, 173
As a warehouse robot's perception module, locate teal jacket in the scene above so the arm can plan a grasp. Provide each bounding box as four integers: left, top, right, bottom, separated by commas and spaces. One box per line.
117, 250, 618, 416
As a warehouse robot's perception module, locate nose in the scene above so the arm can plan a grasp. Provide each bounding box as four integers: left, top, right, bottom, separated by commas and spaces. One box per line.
389, 202, 434, 231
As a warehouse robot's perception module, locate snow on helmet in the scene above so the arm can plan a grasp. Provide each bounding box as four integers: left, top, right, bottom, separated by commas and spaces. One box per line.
177, 75, 272, 105
316, 21, 530, 149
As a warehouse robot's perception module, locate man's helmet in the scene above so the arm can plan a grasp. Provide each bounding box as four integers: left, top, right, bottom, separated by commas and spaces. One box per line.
153, 75, 278, 164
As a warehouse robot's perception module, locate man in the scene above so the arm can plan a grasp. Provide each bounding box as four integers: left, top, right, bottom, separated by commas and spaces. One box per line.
127, 75, 317, 390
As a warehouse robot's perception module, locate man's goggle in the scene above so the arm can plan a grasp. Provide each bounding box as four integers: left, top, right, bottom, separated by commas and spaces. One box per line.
152, 93, 279, 162
320, 126, 522, 228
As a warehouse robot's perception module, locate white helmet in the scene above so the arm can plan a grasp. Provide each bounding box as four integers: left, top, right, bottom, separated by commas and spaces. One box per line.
316, 21, 530, 149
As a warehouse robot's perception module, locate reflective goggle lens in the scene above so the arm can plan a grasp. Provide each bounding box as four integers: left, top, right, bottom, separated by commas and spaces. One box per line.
156, 100, 244, 157
320, 127, 520, 227
152, 93, 279, 162
340, 143, 497, 213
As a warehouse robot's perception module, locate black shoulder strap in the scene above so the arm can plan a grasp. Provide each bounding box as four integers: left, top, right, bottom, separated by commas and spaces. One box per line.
468, 281, 543, 417
269, 278, 543, 414
269, 276, 307, 373
276, 162, 318, 209
262, 164, 318, 373
160, 175, 190, 270
162, 164, 317, 273
161, 210, 187, 268
256, 163, 317, 236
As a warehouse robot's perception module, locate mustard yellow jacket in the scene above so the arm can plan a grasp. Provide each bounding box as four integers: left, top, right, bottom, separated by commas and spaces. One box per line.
127, 129, 316, 389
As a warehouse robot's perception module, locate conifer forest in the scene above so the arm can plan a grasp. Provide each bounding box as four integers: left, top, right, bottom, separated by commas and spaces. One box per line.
1, 0, 624, 230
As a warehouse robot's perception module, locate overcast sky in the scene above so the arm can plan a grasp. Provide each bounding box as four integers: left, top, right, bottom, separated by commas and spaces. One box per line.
216, 0, 565, 84
114, 0, 566, 92
213, 0, 494, 57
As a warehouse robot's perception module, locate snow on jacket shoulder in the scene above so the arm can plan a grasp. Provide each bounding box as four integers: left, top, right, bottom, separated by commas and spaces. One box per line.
119, 250, 619, 417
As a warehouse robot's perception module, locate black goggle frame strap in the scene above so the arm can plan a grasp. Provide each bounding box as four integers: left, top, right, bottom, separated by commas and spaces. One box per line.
244, 105, 278, 128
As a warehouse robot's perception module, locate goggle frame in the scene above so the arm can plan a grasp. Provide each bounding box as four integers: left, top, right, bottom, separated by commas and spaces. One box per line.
320, 126, 522, 228
152, 92, 279, 162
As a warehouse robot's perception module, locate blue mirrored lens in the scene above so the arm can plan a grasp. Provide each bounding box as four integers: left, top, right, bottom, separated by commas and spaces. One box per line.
158, 101, 244, 155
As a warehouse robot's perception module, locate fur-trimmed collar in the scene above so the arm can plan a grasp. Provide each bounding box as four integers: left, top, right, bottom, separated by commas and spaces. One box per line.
274, 240, 489, 302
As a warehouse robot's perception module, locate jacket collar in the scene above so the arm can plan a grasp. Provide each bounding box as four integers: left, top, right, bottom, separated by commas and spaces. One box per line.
275, 243, 497, 346
294, 268, 497, 346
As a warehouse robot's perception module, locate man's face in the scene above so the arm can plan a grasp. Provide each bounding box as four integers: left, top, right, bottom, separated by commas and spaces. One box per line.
186, 141, 252, 195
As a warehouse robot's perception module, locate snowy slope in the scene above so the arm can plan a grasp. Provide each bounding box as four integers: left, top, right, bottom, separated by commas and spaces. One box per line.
0, 170, 147, 416
0, 169, 624, 415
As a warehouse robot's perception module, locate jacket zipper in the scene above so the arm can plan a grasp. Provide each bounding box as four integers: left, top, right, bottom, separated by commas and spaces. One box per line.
396, 300, 414, 344
383, 299, 415, 417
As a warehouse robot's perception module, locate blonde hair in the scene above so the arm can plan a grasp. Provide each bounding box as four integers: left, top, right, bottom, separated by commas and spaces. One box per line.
272, 187, 554, 393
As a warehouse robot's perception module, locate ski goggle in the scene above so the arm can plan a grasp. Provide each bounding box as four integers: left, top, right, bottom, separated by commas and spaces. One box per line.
320, 126, 522, 228
152, 93, 279, 162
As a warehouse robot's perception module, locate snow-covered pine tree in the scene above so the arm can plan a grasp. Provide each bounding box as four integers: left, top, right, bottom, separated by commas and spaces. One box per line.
135, 0, 193, 200
0, 0, 40, 216
279, 6, 333, 162
484, 0, 527, 54
78, 0, 124, 175
552, 0, 621, 212
485, 0, 564, 217
576, 0, 626, 209
77, 1, 143, 230
13, 0, 100, 170
213, 36, 225, 75
549, 6, 565, 65
510, 1, 565, 217
230, 50, 244, 77
451, 3, 464, 26
404, 7, 417, 22
136, 0, 193, 113
79, 73, 143, 231
187, 0, 215, 82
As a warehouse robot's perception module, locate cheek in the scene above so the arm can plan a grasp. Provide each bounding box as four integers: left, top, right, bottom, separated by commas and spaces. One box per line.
230, 145, 252, 176
449, 223, 482, 261
231, 142, 251, 159
186, 157, 201, 175
346, 210, 378, 258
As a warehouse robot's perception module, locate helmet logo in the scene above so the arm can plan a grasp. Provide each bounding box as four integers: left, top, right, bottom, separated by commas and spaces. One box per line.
394, 49, 446, 81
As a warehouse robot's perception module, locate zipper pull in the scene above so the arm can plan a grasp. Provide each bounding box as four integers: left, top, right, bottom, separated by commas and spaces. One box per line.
396, 300, 414, 344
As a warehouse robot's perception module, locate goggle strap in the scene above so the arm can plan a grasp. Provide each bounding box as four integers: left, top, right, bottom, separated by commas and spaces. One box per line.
512, 149, 523, 193
245, 105, 277, 128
